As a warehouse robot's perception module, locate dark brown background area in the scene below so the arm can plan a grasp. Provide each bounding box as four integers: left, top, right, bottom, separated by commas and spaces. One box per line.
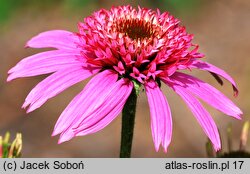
0, 0, 249, 157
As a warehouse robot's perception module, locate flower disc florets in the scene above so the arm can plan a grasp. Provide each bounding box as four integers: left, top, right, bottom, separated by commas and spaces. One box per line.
78, 5, 204, 83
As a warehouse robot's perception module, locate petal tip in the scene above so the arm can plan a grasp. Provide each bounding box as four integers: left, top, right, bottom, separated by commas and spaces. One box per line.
51, 130, 59, 137
22, 102, 29, 109
154, 141, 161, 152
163, 147, 168, 153
57, 139, 64, 144
154, 146, 160, 152
51, 128, 60, 137
234, 109, 243, 120
7, 68, 14, 74
214, 146, 221, 152
58, 132, 74, 144
26, 106, 36, 113
58, 136, 68, 144
236, 114, 243, 120
162, 140, 171, 153
24, 43, 30, 48
6, 76, 12, 82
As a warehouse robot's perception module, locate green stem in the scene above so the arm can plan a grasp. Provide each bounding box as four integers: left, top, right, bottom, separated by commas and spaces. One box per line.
120, 88, 137, 158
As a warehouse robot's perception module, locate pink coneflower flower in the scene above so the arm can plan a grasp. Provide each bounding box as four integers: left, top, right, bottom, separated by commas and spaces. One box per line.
8, 5, 242, 152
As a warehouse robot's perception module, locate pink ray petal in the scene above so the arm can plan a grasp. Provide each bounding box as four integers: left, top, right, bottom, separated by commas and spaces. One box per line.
23, 65, 100, 113
145, 80, 172, 152
190, 60, 238, 96
26, 30, 80, 50
52, 70, 118, 136
59, 78, 133, 143
167, 82, 221, 151
162, 72, 242, 119
74, 99, 125, 136
7, 50, 82, 81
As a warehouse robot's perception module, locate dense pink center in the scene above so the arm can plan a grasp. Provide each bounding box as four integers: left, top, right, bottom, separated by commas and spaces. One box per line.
78, 6, 204, 83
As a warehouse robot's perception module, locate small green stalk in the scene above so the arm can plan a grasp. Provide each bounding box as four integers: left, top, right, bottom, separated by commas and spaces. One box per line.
119, 81, 139, 158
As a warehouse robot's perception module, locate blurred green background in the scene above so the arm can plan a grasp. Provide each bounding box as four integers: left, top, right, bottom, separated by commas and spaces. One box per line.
0, 0, 249, 157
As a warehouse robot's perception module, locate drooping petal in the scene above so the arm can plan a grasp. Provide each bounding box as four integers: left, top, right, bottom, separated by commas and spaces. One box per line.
190, 60, 238, 96
163, 72, 242, 119
166, 81, 221, 151
26, 30, 80, 50
52, 70, 118, 137
23, 65, 100, 113
145, 80, 172, 152
74, 100, 124, 137
7, 50, 83, 81
59, 78, 133, 143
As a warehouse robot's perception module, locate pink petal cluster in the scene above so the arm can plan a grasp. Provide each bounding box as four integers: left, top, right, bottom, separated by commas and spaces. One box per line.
8, 5, 242, 152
